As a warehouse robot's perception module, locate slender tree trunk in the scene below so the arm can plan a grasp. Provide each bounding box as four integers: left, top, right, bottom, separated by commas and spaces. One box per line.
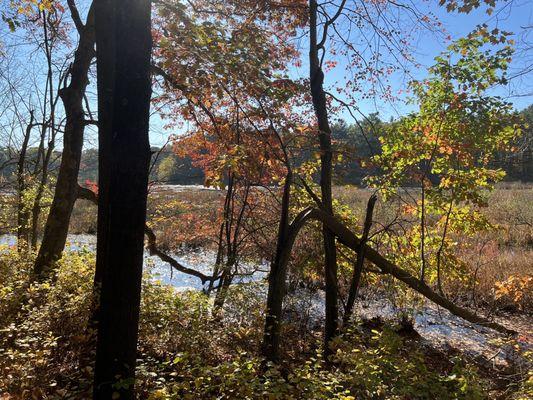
343, 194, 376, 327
309, 0, 338, 358
209, 173, 234, 294
30, 143, 55, 249
30, 12, 58, 250
33, 3, 95, 279
207, 221, 226, 294
92, 0, 152, 396
213, 262, 234, 311
16, 111, 35, 252
262, 169, 292, 360
523, 145, 532, 182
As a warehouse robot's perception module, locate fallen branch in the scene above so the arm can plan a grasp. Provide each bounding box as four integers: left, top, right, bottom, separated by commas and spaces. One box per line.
280, 207, 516, 336
144, 225, 217, 284
77, 185, 218, 284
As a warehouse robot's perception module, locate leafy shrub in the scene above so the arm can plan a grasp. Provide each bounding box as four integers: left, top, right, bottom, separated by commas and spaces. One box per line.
0, 248, 96, 397
494, 274, 533, 311
0, 248, 499, 400
146, 325, 487, 399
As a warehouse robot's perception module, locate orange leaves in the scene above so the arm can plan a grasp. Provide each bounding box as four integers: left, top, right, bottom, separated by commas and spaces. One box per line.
494, 275, 533, 311
83, 179, 99, 195
324, 60, 338, 71
438, 144, 454, 155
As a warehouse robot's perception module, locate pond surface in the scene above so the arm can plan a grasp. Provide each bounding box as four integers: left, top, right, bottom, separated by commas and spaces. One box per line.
1, 234, 528, 368
0, 234, 267, 292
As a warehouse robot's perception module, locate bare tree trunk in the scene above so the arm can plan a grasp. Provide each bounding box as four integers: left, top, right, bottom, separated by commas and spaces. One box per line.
213, 262, 234, 311
210, 173, 234, 295
207, 221, 226, 294
30, 11, 59, 250
16, 111, 35, 252
343, 194, 376, 327
92, 0, 152, 396
30, 140, 56, 249
262, 169, 292, 361
33, 1, 95, 279
309, 0, 338, 358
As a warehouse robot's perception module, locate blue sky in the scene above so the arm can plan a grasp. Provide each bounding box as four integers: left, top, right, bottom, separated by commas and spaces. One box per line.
318, 0, 533, 124
151, 1, 532, 146
1, 0, 531, 148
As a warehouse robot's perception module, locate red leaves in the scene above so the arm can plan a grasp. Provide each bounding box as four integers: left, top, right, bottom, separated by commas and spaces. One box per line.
84, 179, 98, 196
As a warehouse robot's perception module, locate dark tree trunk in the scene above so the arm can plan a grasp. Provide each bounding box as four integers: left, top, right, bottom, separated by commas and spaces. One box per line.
92, 0, 152, 396
33, 2, 95, 279
343, 194, 376, 327
213, 266, 234, 311
309, 0, 338, 359
16, 111, 35, 252
210, 173, 235, 297
262, 169, 292, 361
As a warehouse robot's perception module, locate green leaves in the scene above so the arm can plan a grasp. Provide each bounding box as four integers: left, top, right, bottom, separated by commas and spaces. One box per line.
367, 32, 522, 288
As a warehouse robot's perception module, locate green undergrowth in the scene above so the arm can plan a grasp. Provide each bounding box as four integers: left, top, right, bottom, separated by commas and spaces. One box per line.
0, 247, 524, 399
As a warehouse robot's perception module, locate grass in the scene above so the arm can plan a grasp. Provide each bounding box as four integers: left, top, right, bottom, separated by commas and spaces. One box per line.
2, 183, 532, 313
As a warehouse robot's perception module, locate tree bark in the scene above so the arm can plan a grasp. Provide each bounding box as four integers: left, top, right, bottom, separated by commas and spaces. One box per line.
343, 194, 376, 327
262, 170, 293, 361
92, 0, 152, 396
309, 0, 338, 358
33, 2, 95, 279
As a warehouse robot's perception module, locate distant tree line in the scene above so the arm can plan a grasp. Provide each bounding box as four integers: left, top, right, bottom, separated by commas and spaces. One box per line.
1, 105, 531, 188
332, 107, 533, 184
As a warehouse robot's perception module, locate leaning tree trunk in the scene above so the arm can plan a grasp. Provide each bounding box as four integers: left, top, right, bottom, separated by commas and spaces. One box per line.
343, 194, 376, 327
275, 207, 515, 336
92, 0, 152, 397
309, 0, 338, 359
33, 2, 95, 279
262, 169, 293, 361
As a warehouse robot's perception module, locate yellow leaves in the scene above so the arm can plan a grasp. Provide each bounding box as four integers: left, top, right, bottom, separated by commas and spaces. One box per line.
14, 0, 53, 16
296, 125, 310, 134
494, 275, 533, 310
440, 176, 452, 189
38, 0, 54, 11
148, 389, 169, 400
401, 204, 418, 215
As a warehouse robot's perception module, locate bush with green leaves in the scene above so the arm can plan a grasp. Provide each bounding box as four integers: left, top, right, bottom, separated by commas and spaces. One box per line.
367, 30, 522, 294
0, 248, 500, 399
